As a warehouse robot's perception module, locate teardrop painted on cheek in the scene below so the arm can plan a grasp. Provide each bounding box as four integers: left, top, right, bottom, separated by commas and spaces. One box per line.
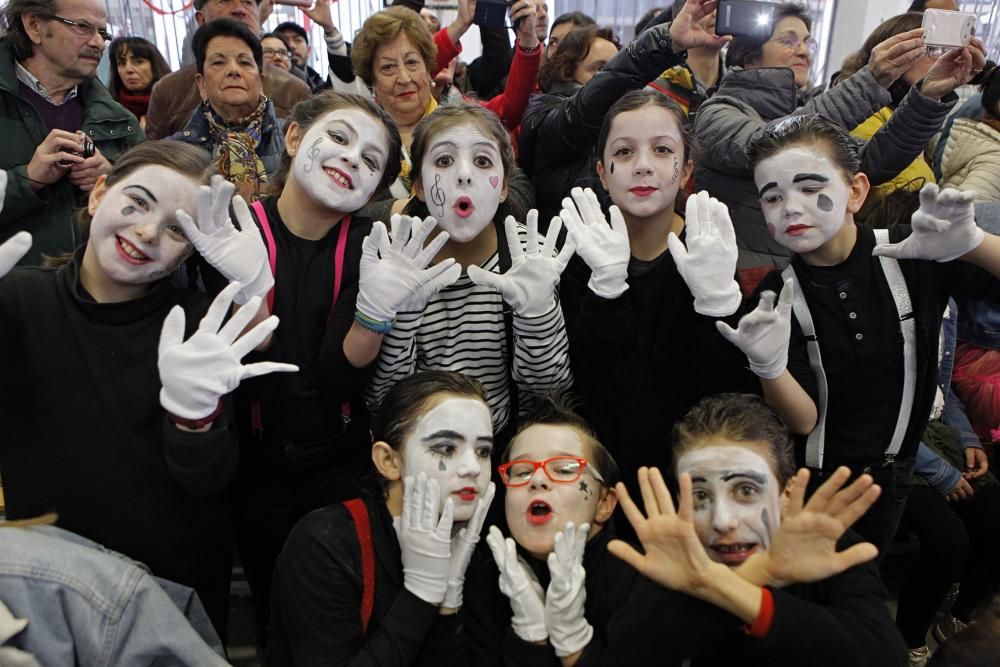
438, 459, 447, 472
121, 206, 137, 217
817, 194, 834, 212
609, 162, 614, 174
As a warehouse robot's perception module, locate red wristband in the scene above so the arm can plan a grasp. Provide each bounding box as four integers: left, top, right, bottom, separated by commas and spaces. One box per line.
168, 401, 222, 430
743, 587, 775, 638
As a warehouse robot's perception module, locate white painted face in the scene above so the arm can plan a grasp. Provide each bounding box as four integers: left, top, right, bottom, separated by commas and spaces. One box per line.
600, 105, 686, 220
291, 108, 391, 213
401, 396, 494, 522
504, 424, 605, 559
677, 444, 782, 568
419, 121, 505, 243
88, 165, 198, 286
754, 146, 851, 254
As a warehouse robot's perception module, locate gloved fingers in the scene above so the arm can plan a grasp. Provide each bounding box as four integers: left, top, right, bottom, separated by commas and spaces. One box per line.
436, 496, 455, 538
525, 209, 540, 256
666, 232, 688, 266
217, 294, 263, 343
468, 482, 496, 535
0, 230, 31, 277
554, 229, 577, 273
229, 311, 277, 357
158, 305, 187, 357
560, 192, 585, 231
240, 360, 299, 379
578, 187, 605, 230
210, 175, 236, 232
776, 279, 794, 318
196, 184, 215, 233
712, 198, 737, 249
684, 190, 701, 238
405, 216, 436, 257
756, 289, 778, 314
918, 182, 941, 212
199, 282, 242, 334
541, 214, 562, 258
486, 525, 506, 566
175, 209, 207, 247
912, 211, 950, 234
504, 216, 525, 262
608, 204, 629, 239
695, 191, 712, 239
423, 476, 440, 531
571, 522, 589, 563
569, 187, 593, 227
402, 475, 418, 529
414, 228, 451, 267
871, 242, 904, 259
715, 318, 741, 345
389, 214, 412, 253
232, 195, 262, 243
370, 220, 391, 257
422, 261, 461, 295
467, 264, 504, 291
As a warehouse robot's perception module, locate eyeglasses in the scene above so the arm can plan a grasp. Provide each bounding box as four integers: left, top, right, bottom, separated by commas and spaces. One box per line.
769, 35, 818, 55
262, 47, 292, 60
43, 15, 112, 42
498, 456, 605, 488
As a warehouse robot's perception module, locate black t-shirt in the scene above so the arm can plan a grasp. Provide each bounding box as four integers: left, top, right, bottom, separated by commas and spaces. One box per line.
755, 223, 1000, 470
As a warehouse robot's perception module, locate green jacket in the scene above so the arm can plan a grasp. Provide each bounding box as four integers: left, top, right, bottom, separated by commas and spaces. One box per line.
0, 40, 145, 266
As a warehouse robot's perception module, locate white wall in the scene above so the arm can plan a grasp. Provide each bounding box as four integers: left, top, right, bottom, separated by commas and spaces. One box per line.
825, 0, 911, 76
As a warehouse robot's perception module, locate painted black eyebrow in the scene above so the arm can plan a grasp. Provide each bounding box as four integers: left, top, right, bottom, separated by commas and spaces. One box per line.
792, 173, 830, 184
721, 471, 768, 484
759, 182, 779, 196
124, 185, 158, 203
423, 430, 494, 444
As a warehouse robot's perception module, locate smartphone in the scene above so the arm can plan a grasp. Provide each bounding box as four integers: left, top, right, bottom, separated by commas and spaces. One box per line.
474, 0, 510, 30
715, 0, 775, 38
922, 9, 977, 49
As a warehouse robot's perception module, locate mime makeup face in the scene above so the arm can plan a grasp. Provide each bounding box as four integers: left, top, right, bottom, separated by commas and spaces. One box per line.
418, 121, 505, 243
291, 108, 390, 214
754, 145, 851, 254
676, 443, 782, 568
401, 395, 494, 522
599, 105, 688, 221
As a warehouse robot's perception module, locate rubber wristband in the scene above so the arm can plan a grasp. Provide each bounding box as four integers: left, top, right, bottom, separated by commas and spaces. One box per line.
168, 401, 222, 430
355, 309, 394, 334
743, 587, 775, 638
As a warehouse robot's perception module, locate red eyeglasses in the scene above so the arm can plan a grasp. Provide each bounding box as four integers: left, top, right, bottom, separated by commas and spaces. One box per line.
497, 456, 605, 487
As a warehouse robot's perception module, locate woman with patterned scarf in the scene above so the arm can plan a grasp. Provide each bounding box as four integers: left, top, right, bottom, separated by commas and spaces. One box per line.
170, 19, 286, 202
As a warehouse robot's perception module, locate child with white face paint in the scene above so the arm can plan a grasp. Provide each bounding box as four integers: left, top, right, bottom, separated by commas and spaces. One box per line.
268, 371, 497, 663
0, 141, 297, 637
713, 114, 1000, 559
364, 103, 575, 440
461, 396, 643, 665
607, 393, 908, 667
557, 89, 755, 525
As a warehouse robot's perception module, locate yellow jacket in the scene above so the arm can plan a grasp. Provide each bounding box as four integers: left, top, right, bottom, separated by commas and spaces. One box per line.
851, 107, 936, 197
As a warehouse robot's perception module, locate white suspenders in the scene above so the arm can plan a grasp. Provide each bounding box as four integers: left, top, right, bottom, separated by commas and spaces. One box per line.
780, 229, 917, 469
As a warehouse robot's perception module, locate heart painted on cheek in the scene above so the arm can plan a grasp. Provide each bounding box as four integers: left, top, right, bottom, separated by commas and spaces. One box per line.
489, 175, 499, 189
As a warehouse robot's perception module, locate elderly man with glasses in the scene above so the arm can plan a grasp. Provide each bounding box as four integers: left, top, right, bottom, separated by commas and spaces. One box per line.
0, 0, 144, 266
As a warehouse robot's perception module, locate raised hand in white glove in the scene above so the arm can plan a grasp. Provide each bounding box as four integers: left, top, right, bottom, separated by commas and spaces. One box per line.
0, 231, 31, 279
399, 473, 454, 605
873, 183, 984, 262
467, 210, 575, 318
176, 176, 272, 305
486, 525, 548, 642
158, 282, 299, 419
716, 279, 794, 380
442, 482, 496, 609
560, 187, 630, 299
668, 190, 741, 316
356, 215, 458, 322
545, 521, 593, 657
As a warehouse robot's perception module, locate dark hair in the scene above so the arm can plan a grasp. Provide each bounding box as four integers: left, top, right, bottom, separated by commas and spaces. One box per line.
596, 89, 699, 165
108, 36, 171, 98
725, 3, 813, 69
260, 32, 292, 50
45, 141, 213, 268
194, 0, 260, 9
0, 0, 60, 60
551, 10, 596, 34
981, 66, 1000, 117
351, 6, 437, 88
634, 7, 668, 36
275, 20, 308, 44
834, 12, 923, 104
271, 91, 403, 196
503, 394, 621, 488
855, 182, 924, 228
372, 371, 489, 451
672, 393, 796, 486
747, 115, 861, 178
192, 17, 263, 74
539, 25, 620, 91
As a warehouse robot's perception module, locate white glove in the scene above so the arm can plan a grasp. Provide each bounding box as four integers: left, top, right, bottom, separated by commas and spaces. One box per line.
716, 279, 794, 380
442, 482, 496, 609
176, 176, 272, 305
467, 211, 575, 318
486, 526, 548, 642
356, 215, 458, 322
545, 522, 592, 657
560, 187, 630, 299
873, 183, 984, 262
399, 473, 454, 605
0, 231, 31, 278
668, 191, 742, 316
158, 282, 299, 419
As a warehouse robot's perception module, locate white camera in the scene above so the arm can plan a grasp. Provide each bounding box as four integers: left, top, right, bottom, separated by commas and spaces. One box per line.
922, 9, 977, 49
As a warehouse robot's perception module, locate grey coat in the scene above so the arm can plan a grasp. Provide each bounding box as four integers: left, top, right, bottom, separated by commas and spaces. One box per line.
694, 66, 956, 272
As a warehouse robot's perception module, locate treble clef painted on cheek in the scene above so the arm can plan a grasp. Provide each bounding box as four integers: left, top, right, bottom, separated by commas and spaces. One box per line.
430, 172, 446, 219
302, 136, 323, 174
